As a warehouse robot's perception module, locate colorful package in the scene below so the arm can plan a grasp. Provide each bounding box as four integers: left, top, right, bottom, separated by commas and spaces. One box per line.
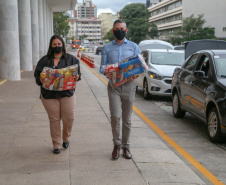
40, 64, 78, 91
105, 63, 120, 72
104, 54, 148, 88
109, 71, 127, 88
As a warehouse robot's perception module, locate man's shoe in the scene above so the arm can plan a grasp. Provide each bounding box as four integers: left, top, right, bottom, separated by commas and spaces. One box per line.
53, 149, 60, 154
62, 142, 69, 149
112, 145, 121, 160
122, 147, 132, 159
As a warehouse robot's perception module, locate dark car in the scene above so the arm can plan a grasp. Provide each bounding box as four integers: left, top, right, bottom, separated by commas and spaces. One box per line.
95, 46, 103, 55
171, 39, 226, 142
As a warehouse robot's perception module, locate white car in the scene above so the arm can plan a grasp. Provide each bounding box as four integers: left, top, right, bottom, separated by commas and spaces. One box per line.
135, 49, 185, 99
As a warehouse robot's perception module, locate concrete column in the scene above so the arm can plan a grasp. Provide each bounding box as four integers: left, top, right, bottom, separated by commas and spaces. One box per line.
50, 9, 53, 36
30, 0, 39, 66
18, 0, 33, 71
43, 0, 47, 54
0, 0, 20, 80
46, 3, 50, 48
38, 0, 44, 58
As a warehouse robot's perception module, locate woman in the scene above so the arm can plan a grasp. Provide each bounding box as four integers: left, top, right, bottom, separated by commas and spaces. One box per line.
34, 35, 81, 154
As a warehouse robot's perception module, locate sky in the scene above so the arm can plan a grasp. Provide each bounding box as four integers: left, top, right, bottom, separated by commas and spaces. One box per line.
76, 0, 146, 16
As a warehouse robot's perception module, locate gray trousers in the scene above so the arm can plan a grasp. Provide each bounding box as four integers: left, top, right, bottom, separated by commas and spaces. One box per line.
108, 81, 136, 148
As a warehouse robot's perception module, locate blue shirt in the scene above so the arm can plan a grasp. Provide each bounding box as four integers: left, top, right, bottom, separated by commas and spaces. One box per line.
99, 38, 140, 74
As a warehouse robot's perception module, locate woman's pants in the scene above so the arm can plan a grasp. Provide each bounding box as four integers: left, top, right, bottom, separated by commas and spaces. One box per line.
41, 94, 76, 149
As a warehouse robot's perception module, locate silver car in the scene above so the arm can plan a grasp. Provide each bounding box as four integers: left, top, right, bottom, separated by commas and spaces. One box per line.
135, 49, 185, 99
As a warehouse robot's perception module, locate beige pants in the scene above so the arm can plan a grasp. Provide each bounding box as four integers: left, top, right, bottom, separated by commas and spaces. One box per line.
41, 94, 76, 149
108, 81, 136, 148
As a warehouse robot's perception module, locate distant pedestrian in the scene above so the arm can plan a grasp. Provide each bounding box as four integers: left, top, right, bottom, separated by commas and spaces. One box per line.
34, 34, 81, 154
99, 19, 140, 160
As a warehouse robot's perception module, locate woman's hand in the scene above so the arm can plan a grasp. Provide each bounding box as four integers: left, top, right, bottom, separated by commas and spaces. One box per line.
73, 75, 80, 81
104, 71, 112, 80
40, 77, 44, 83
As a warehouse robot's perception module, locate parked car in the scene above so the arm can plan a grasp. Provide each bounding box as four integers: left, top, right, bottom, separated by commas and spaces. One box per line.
139, 40, 174, 52
171, 39, 226, 143
135, 49, 185, 99
95, 46, 103, 55
174, 45, 185, 50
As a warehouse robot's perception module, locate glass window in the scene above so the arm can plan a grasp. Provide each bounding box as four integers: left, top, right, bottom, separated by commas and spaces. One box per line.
185, 54, 199, 71
214, 54, 226, 77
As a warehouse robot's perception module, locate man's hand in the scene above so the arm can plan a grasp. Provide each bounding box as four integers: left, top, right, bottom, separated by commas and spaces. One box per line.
127, 74, 139, 82
104, 71, 112, 80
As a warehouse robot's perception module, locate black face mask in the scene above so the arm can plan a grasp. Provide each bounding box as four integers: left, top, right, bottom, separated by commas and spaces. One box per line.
52, 46, 62, 54
113, 30, 126, 41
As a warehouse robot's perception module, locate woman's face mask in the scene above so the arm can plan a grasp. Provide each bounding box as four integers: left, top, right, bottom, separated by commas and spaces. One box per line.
51, 46, 62, 54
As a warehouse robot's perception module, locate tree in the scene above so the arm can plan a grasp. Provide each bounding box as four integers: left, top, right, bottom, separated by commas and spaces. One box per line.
149, 23, 159, 39
53, 12, 70, 36
103, 29, 114, 41
169, 14, 216, 45
119, 3, 152, 44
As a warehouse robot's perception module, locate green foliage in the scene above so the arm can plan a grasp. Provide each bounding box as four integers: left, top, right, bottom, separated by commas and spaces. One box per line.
169, 14, 216, 45
119, 3, 152, 44
53, 12, 70, 36
149, 23, 159, 39
103, 29, 114, 41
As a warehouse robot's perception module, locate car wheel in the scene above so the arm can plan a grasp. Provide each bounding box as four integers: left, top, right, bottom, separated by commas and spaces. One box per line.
207, 107, 222, 143
172, 92, 185, 118
143, 80, 151, 99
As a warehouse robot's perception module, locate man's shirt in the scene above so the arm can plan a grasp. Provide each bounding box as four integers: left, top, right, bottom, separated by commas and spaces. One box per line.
99, 38, 140, 74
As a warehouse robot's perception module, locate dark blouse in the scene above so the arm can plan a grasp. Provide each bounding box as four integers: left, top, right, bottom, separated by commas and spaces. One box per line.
34, 53, 81, 99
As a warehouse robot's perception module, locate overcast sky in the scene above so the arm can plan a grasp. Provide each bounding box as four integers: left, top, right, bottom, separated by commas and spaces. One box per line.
76, 0, 146, 16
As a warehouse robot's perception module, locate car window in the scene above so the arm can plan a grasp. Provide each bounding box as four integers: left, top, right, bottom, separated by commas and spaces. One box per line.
151, 52, 184, 66
142, 51, 149, 65
185, 54, 199, 71
196, 55, 210, 76
215, 54, 226, 77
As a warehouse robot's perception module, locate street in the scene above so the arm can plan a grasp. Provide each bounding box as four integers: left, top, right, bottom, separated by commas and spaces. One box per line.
77, 51, 226, 184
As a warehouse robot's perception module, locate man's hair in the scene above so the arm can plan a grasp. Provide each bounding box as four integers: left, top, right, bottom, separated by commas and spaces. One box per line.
113, 19, 127, 29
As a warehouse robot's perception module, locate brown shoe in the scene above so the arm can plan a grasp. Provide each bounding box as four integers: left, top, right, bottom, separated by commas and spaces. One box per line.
112, 145, 121, 160
122, 147, 132, 159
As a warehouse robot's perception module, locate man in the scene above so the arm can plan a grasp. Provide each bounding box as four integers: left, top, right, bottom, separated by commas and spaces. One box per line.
99, 19, 140, 160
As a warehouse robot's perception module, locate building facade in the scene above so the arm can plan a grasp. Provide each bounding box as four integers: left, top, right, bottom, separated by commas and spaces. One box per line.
98, 13, 119, 38
77, 0, 97, 18
0, 0, 77, 81
68, 18, 102, 41
148, 0, 226, 40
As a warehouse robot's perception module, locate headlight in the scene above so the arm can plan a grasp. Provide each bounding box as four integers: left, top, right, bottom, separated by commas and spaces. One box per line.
148, 71, 163, 80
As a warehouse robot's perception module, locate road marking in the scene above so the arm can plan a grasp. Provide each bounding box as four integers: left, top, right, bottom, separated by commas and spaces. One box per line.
0, 79, 8, 86
81, 59, 224, 185
0, 70, 24, 86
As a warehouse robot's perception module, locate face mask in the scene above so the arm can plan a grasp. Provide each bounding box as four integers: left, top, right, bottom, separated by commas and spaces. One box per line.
52, 46, 62, 54
113, 30, 126, 41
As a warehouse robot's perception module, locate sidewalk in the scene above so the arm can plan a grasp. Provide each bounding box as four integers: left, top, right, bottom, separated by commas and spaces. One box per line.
0, 62, 208, 185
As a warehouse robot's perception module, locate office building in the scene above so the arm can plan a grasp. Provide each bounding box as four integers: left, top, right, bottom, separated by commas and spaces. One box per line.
77, 0, 97, 18
67, 17, 101, 41
98, 13, 119, 38
148, 0, 226, 40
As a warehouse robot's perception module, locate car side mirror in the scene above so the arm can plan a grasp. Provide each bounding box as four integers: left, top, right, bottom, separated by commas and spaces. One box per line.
194, 70, 205, 77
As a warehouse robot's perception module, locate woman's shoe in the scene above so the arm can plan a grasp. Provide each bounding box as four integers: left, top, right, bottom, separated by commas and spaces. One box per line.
53, 149, 60, 154
62, 142, 69, 149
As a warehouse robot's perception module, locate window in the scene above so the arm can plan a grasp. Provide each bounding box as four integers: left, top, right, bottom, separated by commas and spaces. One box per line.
185, 54, 199, 71
223, 27, 226, 31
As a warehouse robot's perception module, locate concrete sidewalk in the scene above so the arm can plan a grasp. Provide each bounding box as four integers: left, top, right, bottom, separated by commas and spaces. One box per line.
0, 62, 208, 185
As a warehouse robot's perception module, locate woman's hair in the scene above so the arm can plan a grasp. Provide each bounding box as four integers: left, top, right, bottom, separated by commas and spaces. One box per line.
46, 34, 68, 66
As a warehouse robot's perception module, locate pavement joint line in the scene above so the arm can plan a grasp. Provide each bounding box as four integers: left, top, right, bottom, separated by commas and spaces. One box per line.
0, 70, 24, 86
80, 57, 224, 185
